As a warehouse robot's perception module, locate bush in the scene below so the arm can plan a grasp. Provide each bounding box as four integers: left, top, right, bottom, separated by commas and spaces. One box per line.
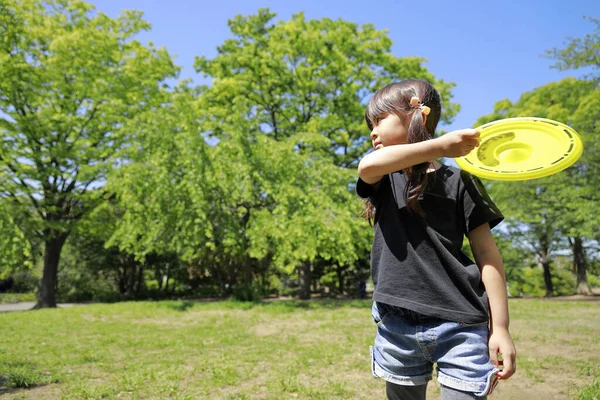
511, 265, 576, 297
0, 292, 36, 304
588, 274, 600, 289
195, 284, 220, 298
9, 270, 38, 293
56, 267, 119, 303
278, 287, 299, 298
232, 282, 264, 302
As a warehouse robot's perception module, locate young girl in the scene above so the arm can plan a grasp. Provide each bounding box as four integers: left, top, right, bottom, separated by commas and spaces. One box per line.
357, 79, 516, 400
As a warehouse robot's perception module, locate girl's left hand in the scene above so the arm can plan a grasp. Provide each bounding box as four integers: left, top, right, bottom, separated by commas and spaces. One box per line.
489, 328, 517, 380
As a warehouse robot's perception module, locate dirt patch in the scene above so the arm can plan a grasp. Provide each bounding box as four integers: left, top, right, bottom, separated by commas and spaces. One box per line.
0, 383, 62, 400
251, 318, 325, 338
543, 293, 600, 302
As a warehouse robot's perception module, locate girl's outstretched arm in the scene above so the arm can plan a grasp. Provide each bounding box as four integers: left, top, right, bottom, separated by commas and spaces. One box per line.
358, 129, 480, 184
468, 223, 517, 381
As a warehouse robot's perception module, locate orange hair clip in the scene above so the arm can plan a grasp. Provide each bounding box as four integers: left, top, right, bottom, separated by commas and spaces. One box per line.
410, 96, 430, 116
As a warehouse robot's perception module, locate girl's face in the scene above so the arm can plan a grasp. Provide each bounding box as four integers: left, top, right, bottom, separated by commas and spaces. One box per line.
370, 112, 408, 150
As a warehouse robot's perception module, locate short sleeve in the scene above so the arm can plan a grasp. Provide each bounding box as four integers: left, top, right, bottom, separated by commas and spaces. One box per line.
356, 177, 379, 200
461, 171, 504, 233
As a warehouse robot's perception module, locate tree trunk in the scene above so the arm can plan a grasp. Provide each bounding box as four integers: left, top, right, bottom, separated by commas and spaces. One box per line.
165, 263, 171, 292
571, 237, 592, 295
117, 267, 126, 295
127, 261, 136, 298
135, 264, 144, 294
536, 233, 553, 298
541, 260, 554, 298
34, 232, 69, 309
298, 261, 312, 300
242, 260, 253, 285
156, 272, 163, 290
336, 265, 345, 294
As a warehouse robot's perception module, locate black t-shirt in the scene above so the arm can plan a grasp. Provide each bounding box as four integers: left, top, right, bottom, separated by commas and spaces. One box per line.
356, 165, 504, 324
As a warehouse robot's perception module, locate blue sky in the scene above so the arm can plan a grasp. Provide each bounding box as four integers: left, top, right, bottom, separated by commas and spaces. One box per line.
92, 0, 598, 133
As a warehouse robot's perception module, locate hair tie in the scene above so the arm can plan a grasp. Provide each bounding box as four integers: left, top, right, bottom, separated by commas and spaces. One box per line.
410, 96, 431, 116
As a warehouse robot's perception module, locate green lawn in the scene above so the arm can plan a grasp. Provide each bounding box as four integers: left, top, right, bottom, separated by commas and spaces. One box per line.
0, 298, 598, 399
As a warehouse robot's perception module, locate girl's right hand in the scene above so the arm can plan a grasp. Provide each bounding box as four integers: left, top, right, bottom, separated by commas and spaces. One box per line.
436, 129, 480, 158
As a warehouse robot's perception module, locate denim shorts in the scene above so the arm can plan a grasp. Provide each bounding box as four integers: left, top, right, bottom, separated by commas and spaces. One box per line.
370, 302, 499, 397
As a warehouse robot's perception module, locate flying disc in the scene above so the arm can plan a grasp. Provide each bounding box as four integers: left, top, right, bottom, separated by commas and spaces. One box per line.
455, 117, 583, 181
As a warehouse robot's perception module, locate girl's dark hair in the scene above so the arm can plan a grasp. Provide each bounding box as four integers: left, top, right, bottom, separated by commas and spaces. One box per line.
362, 79, 442, 221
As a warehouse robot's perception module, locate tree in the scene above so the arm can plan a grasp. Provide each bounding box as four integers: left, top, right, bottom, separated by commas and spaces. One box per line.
106, 85, 207, 260
194, 9, 459, 167
191, 9, 458, 298
477, 78, 599, 295
547, 17, 600, 294
546, 17, 599, 79
242, 132, 369, 299
482, 178, 563, 297
0, 0, 178, 307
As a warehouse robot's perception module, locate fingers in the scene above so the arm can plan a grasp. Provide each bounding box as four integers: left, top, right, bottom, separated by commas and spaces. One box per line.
443, 128, 481, 158
466, 141, 479, 151
465, 130, 480, 147
456, 128, 480, 139
456, 129, 480, 150
489, 344, 499, 369
497, 350, 517, 380
488, 331, 517, 381
463, 139, 479, 155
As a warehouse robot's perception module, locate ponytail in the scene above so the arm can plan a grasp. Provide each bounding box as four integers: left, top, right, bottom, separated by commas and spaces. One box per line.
404, 103, 433, 216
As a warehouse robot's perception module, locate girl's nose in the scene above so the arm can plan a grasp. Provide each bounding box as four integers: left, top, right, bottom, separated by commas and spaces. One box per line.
370, 130, 378, 140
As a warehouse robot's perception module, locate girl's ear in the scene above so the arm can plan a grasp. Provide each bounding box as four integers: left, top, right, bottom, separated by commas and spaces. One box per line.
422, 113, 428, 125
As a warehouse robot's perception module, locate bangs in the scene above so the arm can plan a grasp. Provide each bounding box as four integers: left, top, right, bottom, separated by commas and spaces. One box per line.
365, 85, 404, 128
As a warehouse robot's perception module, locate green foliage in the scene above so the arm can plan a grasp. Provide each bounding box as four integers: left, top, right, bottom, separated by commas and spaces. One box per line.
0, 0, 180, 305
546, 17, 600, 78
243, 132, 367, 273
0, 292, 36, 304
476, 77, 600, 295
231, 282, 264, 302
516, 265, 576, 297
195, 9, 460, 167
0, 202, 34, 277
0, 0, 179, 233
56, 260, 119, 303
2, 4, 596, 302
588, 274, 600, 288
319, 271, 340, 291
478, 21, 600, 296
105, 8, 457, 298
491, 231, 533, 291
107, 85, 208, 263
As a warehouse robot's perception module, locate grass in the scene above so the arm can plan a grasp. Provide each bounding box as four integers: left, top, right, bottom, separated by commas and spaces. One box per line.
0, 298, 598, 399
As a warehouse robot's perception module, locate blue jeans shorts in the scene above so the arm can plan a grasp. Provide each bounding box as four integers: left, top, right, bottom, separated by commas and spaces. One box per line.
370, 302, 499, 397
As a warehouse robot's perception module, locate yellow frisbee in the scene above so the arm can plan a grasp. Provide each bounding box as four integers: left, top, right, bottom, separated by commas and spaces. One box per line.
455, 117, 583, 181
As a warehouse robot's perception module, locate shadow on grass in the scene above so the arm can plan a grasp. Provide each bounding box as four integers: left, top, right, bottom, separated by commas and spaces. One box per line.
0, 383, 55, 397
260, 298, 373, 310
159, 297, 373, 313
160, 301, 197, 312
0, 382, 21, 397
